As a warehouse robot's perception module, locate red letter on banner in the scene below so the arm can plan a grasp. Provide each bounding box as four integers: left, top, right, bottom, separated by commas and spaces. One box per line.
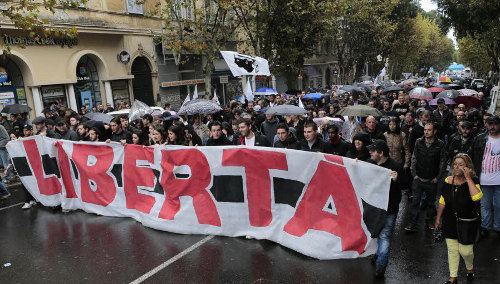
55, 142, 77, 198
222, 148, 288, 227
158, 149, 220, 226
23, 139, 62, 195
123, 145, 156, 214
284, 160, 367, 254
72, 144, 116, 207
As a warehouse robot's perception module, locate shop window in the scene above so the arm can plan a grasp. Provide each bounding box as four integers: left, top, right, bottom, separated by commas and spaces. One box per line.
0, 57, 26, 107
75, 55, 101, 110
111, 80, 130, 109
41, 85, 68, 109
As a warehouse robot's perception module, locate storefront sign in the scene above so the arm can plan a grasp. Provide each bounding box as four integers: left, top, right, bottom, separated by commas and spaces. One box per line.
0, 92, 15, 104
0, 71, 7, 83
42, 86, 65, 98
3, 35, 78, 48
161, 79, 205, 88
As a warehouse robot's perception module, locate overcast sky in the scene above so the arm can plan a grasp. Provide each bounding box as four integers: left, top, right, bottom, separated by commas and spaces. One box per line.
420, 0, 457, 48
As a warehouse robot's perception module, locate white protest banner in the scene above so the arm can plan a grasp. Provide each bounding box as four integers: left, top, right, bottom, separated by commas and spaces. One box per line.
220, 51, 271, 77
7, 136, 390, 260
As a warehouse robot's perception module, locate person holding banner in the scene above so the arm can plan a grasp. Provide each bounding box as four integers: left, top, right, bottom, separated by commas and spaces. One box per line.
368, 140, 407, 278
298, 121, 328, 153
205, 121, 232, 146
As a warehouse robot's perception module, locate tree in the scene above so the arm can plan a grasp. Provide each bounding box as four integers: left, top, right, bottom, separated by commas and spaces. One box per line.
437, 0, 500, 73
458, 35, 492, 75
233, 0, 327, 86
322, 0, 397, 83
161, 0, 243, 97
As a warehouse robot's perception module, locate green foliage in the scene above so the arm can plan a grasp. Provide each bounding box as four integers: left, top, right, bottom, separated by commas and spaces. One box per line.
458, 34, 494, 75
1, 0, 86, 44
437, 0, 500, 72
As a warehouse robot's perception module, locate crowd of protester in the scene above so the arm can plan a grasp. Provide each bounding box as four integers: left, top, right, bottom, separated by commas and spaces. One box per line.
0, 83, 497, 283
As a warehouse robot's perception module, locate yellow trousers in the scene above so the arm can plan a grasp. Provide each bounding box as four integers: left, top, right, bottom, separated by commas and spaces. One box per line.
445, 239, 474, 278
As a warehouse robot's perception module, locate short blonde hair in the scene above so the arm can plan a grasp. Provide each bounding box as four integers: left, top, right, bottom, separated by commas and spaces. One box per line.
452, 153, 477, 178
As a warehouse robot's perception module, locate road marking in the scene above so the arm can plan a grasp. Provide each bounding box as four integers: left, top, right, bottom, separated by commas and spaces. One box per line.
130, 235, 214, 284
0, 202, 24, 211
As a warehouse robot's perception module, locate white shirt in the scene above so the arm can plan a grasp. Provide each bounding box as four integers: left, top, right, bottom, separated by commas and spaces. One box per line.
480, 135, 500, 185
245, 136, 256, 147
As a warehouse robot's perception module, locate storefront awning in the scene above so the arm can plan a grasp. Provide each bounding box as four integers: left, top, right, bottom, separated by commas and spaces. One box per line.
161, 79, 205, 88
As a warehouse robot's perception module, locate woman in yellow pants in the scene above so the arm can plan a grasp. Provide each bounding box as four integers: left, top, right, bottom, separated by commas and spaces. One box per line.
435, 154, 482, 284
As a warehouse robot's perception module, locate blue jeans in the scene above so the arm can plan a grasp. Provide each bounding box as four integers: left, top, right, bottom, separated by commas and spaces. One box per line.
376, 213, 397, 267
0, 149, 9, 169
480, 185, 500, 231
409, 179, 437, 225
0, 180, 9, 196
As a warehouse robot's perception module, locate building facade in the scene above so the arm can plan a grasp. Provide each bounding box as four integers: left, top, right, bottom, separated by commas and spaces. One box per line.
0, 0, 162, 117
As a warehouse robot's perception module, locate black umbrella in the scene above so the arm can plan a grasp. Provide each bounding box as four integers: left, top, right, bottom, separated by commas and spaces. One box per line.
436, 89, 461, 99
340, 85, 364, 97
356, 83, 372, 93
1, 104, 31, 114
381, 86, 403, 94
84, 112, 114, 124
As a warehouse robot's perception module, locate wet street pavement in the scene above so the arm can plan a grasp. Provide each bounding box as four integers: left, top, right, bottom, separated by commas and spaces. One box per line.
1, 185, 499, 284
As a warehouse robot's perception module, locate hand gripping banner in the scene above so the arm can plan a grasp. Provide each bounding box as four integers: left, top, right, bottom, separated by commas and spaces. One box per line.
7, 136, 391, 259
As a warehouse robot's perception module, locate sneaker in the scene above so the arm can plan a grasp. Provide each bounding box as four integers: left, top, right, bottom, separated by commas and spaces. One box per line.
404, 224, 417, 233
29, 200, 36, 206
0, 193, 11, 199
21, 202, 32, 209
467, 272, 475, 281
375, 264, 386, 278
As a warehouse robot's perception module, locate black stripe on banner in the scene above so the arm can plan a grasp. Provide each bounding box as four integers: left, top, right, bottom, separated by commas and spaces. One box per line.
152, 169, 164, 195
362, 199, 387, 238
111, 164, 123, 187
273, 177, 305, 208
12, 157, 32, 177
70, 159, 79, 179
41, 155, 60, 178
209, 175, 244, 203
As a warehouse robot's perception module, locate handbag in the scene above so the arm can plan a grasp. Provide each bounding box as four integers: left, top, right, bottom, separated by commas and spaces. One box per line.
452, 177, 480, 245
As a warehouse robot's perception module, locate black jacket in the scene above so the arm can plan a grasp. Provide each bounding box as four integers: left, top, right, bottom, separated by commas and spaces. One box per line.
111, 129, 132, 144
205, 135, 232, 146
447, 135, 473, 162
233, 132, 270, 147
433, 108, 454, 135
298, 138, 329, 153
374, 157, 407, 214
411, 137, 447, 180
59, 129, 79, 141
326, 136, 351, 156
274, 136, 300, 149
468, 132, 488, 176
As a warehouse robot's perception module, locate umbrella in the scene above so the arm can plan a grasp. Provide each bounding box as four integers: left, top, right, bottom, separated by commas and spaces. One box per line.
254, 87, 278, 96
265, 105, 307, 116
381, 86, 403, 94
313, 117, 344, 128
178, 99, 223, 115
444, 84, 462, 90
302, 93, 324, 100
458, 89, 478, 96
355, 83, 372, 93
439, 77, 451, 83
340, 85, 364, 97
454, 96, 482, 108
429, 98, 456, 106
84, 112, 113, 124
409, 87, 433, 100
436, 89, 460, 99
1, 104, 31, 114
428, 87, 445, 93
401, 79, 418, 86
336, 105, 383, 117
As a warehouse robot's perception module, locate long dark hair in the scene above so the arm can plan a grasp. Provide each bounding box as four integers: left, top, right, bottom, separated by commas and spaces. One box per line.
168, 124, 185, 145
153, 125, 168, 144
387, 117, 401, 134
